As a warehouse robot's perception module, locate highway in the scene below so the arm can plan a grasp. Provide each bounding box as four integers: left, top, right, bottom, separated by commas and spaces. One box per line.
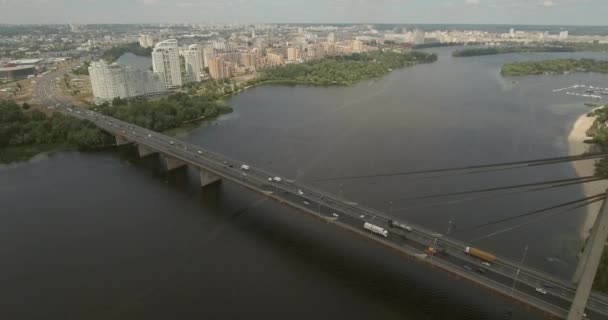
33, 68, 608, 320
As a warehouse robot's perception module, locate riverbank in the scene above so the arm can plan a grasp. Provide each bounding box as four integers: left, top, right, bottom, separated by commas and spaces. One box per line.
501, 59, 608, 77
567, 107, 608, 241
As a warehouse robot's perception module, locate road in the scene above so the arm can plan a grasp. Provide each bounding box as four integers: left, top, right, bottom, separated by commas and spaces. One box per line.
33, 69, 608, 320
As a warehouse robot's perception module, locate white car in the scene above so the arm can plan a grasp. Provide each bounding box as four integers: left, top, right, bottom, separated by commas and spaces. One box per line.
197, 151, 203, 155
303, 201, 310, 205
268, 178, 273, 182
273, 177, 282, 182
535, 288, 547, 295
332, 213, 339, 217
147, 134, 152, 138
481, 262, 491, 267
297, 189, 304, 195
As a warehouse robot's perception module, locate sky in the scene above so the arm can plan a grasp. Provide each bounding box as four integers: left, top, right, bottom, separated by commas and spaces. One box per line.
0, 0, 606, 25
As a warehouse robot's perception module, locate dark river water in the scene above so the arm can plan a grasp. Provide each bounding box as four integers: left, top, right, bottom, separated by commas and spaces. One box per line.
2, 48, 608, 319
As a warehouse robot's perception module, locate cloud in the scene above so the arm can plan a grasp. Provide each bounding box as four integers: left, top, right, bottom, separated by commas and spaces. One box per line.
465, 0, 480, 5
136, 0, 160, 5
541, 0, 556, 6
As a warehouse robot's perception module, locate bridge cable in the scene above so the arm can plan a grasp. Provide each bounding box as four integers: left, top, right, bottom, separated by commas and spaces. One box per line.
400, 175, 602, 200
469, 196, 605, 242
390, 176, 604, 213
465, 193, 605, 232
314, 152, 608, 182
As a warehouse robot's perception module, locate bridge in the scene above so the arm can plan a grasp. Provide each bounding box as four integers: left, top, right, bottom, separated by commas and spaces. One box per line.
36, 69, 608, 320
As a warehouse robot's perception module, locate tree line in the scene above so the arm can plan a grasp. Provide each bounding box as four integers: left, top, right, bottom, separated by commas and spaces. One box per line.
500, 59, 608, 76
251, 51, 438, 86
453, 43, 608, 57
96, 93, 233, 133
0, 100, 113, 162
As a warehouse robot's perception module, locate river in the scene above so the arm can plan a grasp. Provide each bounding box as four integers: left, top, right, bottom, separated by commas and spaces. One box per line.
2, 48, 608, 319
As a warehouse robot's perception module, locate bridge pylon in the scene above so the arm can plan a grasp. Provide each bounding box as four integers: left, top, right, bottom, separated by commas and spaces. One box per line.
567, 189, 608, 320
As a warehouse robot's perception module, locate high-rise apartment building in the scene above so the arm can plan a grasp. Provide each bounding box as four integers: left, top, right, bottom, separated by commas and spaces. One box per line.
152, 39, 182, 88
327, 32, 336, 43
183, 44, 204, 82
138, 34, 155, 48
239, 52, 257, 69
559, 30, 569, 40
209, 56, 229, 80
287, 47, 301, 62
88, 61, 166, 104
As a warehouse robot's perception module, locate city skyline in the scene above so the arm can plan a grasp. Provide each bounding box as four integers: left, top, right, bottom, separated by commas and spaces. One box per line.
0, 0, 607, 26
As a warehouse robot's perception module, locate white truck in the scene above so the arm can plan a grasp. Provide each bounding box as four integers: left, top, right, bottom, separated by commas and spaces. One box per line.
240, 164, 250, 171
363, 222, 388, 238
389, 219, 413, 232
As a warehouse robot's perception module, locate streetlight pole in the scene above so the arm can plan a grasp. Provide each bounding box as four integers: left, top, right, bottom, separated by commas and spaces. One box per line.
511, 245, 528, 296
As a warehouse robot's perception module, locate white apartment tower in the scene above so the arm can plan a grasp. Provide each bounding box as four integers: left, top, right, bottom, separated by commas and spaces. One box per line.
327, 32, 336, 43
183, 44, 204, 82
138, 34, 155, 48
88, 61, 166, 104
152, 39, 182, 88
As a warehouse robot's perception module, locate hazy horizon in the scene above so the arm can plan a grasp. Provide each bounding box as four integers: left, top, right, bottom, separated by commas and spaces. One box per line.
0, 0, 606, 26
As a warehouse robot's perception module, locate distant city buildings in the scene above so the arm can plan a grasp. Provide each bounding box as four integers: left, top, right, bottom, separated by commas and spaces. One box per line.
152, 39, 182, 88
559, 31, 569, 40
88, 61, 166, 104
412, 29, 425, 45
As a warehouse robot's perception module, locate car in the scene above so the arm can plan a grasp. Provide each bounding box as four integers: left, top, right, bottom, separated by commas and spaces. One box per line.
298, 189, 304, 195
542, 283, 554, 289
303, 201, 310, 205
147, 134, 152, 138
169, 141, 175, 145
463, 265, 472, 272
475, 268, 485, 274
132, 131, 136, 135
121, 130, 126, 133
481, 262, 491, 267
268, 178, 273, 182
360, 215, 365, 218
273, 177, 282, 182
535, 288, 547, 295
332, 213, 339, 217
197, 151, 203, 155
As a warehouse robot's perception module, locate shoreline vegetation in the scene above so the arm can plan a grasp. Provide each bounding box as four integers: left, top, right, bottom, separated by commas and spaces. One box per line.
500, 59, 608, 77
453, 43, 608, 57
247, 51, 438, 86
0, 100, 114, 163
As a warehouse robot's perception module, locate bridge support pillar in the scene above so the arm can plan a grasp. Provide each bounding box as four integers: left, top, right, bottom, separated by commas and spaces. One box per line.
115, 135, 131, 146
567, 189, 608, 320
162, 154, 187, 171
199, 168, 221, 187
137, 144, 158, 158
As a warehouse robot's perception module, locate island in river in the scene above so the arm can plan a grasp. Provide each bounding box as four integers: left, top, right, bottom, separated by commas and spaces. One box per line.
501, 59, 608, 76
453, 43, 608, 57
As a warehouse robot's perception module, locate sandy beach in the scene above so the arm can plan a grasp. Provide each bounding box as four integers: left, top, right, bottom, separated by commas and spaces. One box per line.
567, 107, 608, 242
